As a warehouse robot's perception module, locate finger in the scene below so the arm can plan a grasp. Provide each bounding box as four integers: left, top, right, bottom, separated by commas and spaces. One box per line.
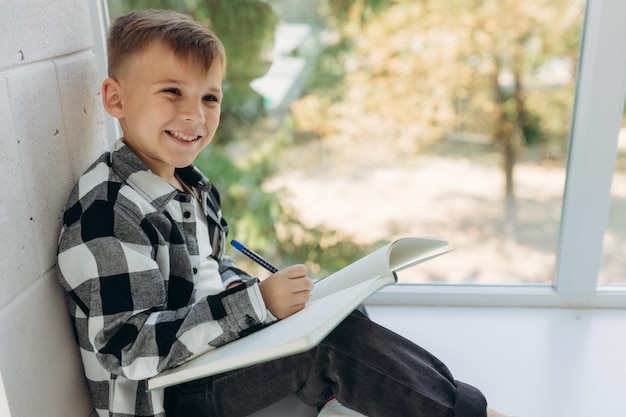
288, 303, 306, 315
290, 289, 311, 306
283, 264, 308, 279
288, 277, 314, 293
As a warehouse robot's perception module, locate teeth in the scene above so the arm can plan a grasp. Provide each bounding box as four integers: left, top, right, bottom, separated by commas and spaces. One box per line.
169, 130, 199, 141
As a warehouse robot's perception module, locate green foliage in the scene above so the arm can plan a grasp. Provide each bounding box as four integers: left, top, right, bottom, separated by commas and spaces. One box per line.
322, 0, 396, 32
217, 81, 266, 144
302, 40, 351, 102
196, 0, 278, 83
500, 91, 543, 146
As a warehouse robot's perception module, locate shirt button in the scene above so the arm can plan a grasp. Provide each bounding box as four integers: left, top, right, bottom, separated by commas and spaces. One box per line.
177, 195, 188, 202
183, 211, 191, 219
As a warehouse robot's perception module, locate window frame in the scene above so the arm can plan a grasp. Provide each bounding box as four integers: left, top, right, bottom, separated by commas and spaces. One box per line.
89, 0, 626, 308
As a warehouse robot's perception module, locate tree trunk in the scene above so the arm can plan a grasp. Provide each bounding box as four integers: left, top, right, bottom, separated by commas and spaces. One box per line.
492, 62, 518, 245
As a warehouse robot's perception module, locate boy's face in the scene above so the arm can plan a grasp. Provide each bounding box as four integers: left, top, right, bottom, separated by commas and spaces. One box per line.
103, 41, 224, 183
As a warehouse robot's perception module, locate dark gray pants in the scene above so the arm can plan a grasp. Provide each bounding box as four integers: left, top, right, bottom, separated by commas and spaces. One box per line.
164, 310, 487, 417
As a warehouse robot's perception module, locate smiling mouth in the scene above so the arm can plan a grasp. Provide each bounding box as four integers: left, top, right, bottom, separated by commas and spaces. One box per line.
166, 130, 201, 142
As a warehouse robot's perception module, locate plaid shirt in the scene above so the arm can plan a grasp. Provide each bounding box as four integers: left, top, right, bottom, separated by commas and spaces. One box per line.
57, 140, 274, 417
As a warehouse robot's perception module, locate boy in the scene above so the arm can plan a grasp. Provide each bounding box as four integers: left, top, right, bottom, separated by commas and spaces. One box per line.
56, 9, 507, 417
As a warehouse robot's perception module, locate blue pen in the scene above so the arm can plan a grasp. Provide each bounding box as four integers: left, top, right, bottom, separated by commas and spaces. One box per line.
230, 239, 279, 273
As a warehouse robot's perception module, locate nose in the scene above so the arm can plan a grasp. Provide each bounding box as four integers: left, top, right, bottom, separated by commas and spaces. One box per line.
181, 99, 206, 124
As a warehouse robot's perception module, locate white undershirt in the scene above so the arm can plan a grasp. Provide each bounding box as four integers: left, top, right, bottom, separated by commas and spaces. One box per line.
192, 195, 224, 301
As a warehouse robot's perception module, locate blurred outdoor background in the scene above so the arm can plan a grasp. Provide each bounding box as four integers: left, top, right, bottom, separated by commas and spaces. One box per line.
106, 0, 626, 286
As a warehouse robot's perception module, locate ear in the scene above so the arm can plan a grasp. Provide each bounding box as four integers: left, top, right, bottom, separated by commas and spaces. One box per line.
102, 78, 125, 119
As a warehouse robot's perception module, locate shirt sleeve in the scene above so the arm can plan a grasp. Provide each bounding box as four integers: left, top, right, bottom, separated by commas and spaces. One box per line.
219, 254, 255, 286
57, 198, 273, 382
218, 256, 280, 323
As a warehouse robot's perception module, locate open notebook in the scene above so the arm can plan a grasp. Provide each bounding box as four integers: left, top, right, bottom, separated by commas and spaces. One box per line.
148, 236, 451, 390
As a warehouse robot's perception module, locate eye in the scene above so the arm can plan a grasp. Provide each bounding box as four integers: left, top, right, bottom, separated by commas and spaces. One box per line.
163, 88, 181, 96
203, 94, 220, 103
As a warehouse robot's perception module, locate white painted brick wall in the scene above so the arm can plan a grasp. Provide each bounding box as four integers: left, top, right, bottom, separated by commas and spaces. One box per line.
0, 1, 107, 416
0, 1, 93, 69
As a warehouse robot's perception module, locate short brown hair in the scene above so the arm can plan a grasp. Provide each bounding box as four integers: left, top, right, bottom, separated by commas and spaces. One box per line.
106, 9, 226, 79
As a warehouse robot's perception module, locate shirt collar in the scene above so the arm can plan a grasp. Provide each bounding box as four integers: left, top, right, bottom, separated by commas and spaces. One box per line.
110, 139, 212, 211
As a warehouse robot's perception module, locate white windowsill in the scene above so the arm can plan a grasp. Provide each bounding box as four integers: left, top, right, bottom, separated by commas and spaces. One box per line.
367, 284, 626, 309
367, 305, 626, 417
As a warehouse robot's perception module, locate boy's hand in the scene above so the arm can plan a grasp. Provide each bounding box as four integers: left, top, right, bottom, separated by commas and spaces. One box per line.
259, 264, 314, 319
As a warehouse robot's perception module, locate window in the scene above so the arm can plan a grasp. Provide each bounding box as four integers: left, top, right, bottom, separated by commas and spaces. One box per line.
262, 1, 583, 289
94, 0, 626, 308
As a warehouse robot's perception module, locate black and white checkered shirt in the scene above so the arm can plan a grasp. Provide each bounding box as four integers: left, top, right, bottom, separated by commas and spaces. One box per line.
57, 140, 275, 417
